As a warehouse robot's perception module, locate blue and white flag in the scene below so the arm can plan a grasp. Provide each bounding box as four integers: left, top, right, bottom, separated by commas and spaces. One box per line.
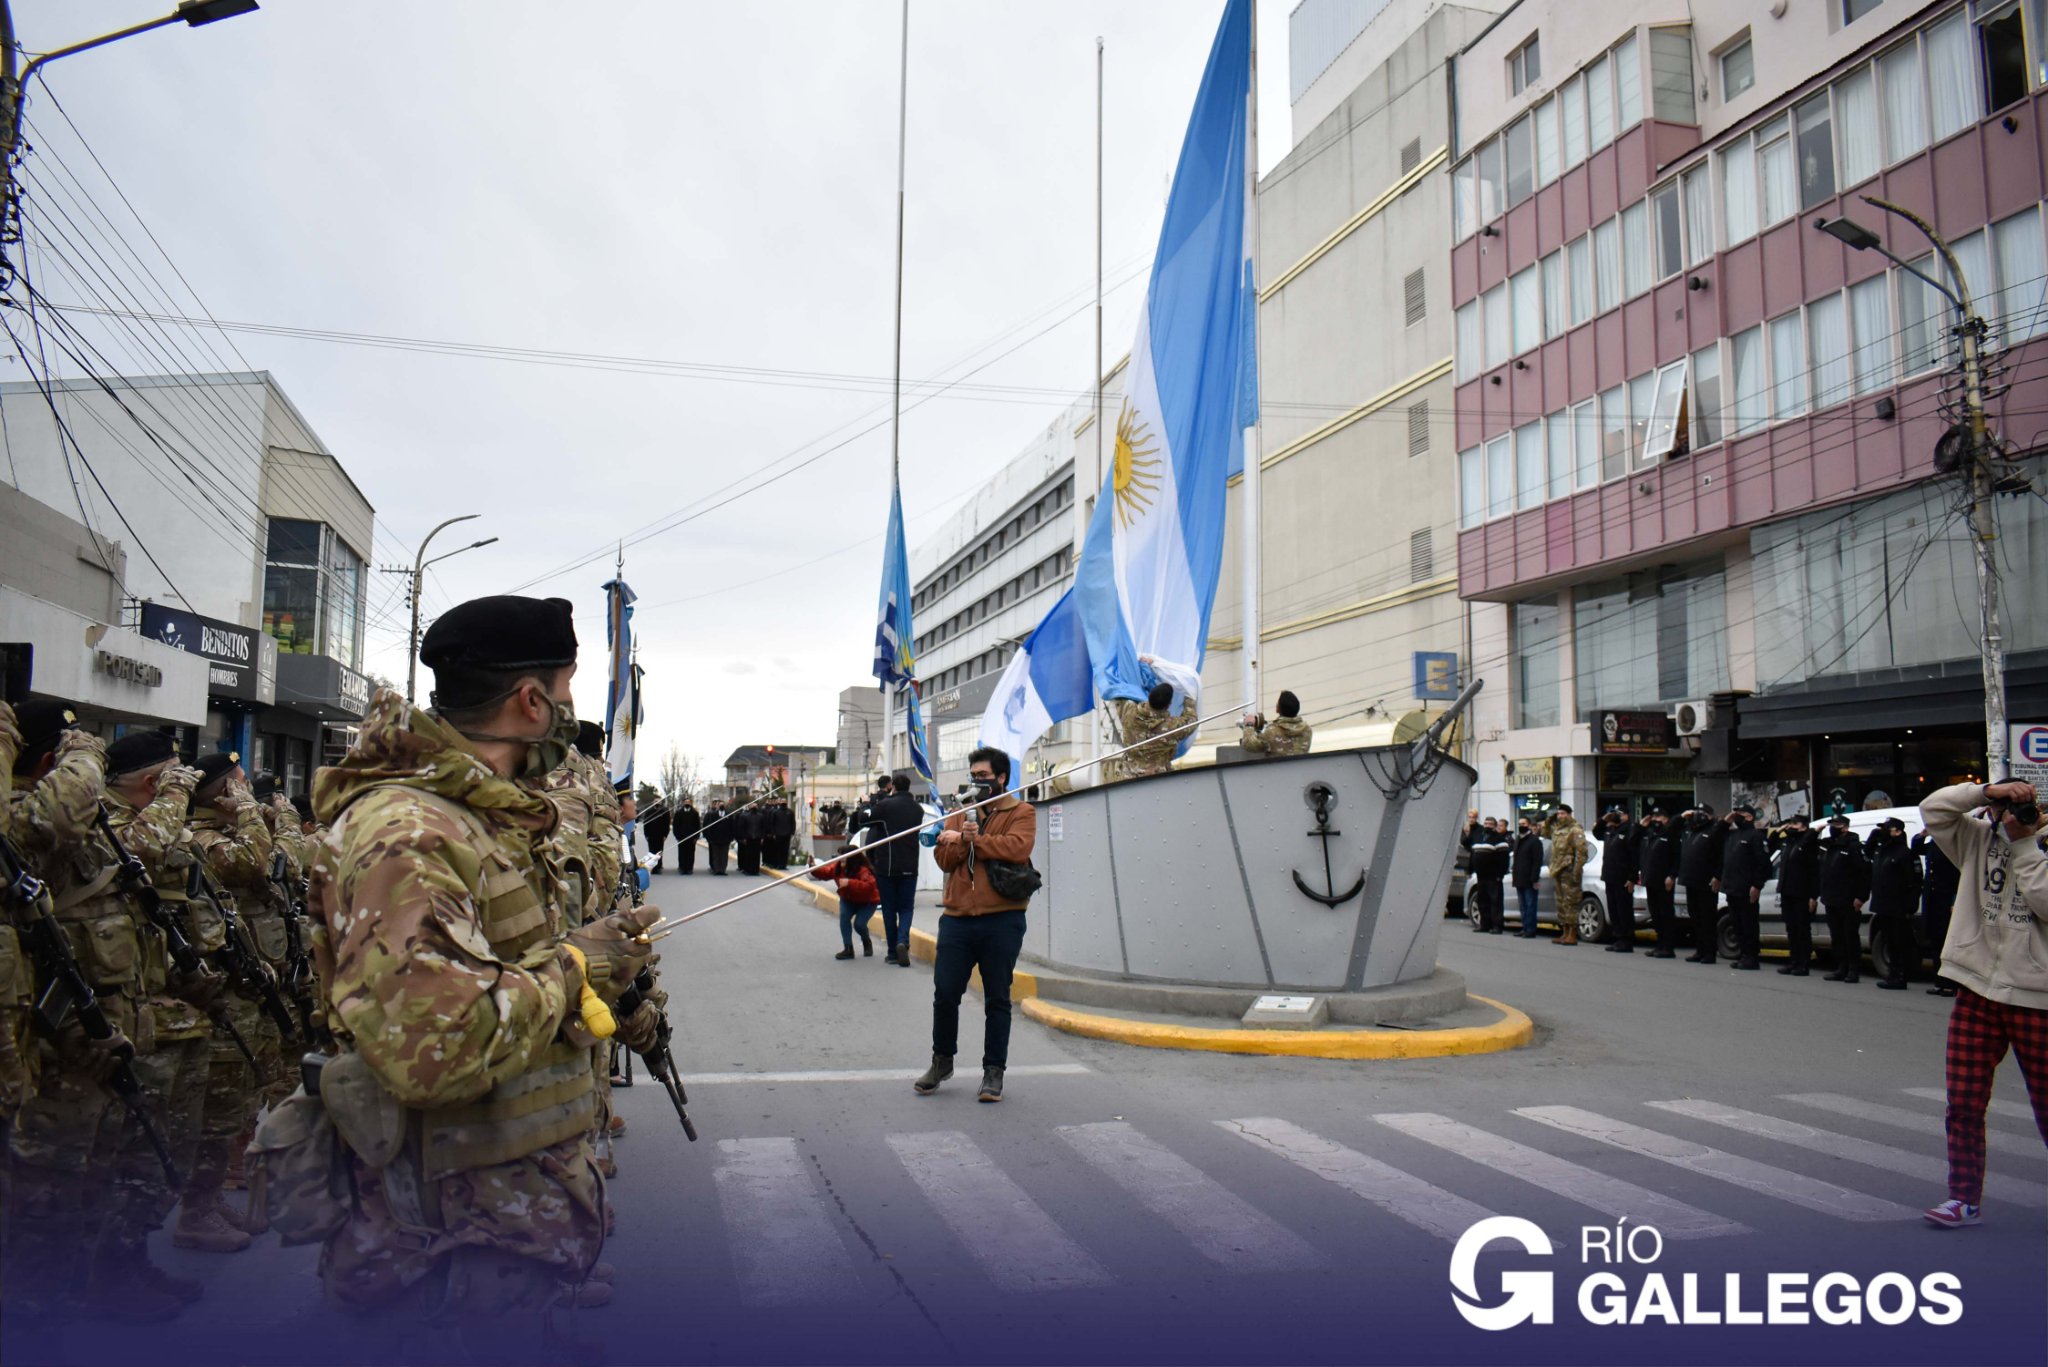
601, 575, 647, 892
1076, 0, 1253, 713
872, 483, 937, 787
977, 586, 1093, 788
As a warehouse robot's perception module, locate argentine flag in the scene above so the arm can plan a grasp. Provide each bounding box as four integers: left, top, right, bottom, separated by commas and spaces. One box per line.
873, 483, 937, 786
1075, 0, 1253, 713
977, 587, 1092, 789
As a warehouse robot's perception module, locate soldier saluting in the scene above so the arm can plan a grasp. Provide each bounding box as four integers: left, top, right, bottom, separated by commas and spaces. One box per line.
301, 595, 656, 1339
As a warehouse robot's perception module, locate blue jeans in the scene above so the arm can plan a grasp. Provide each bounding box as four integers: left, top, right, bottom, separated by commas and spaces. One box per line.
1516, 886, 1539, 935
932, 910, 1026, 1068
877, 872, 918, 952
838, 898, 874, 949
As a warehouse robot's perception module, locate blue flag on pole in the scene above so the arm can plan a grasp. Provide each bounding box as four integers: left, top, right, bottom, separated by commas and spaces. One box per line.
1075, 0, 1253, 712
976, 586, 1092, 789
873, 484, 936, 787
601, 575, 647, 893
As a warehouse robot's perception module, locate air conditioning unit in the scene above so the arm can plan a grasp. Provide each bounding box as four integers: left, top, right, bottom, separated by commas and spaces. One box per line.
1672, 700, 1711, 737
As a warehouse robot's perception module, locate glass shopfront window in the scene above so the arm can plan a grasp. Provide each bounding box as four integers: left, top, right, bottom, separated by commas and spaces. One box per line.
264, 518, 323, 656
1573, 560, 1729, 713
1513, 595, 1563, 729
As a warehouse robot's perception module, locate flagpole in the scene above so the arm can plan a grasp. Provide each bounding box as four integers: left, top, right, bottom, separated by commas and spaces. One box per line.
1090, 33, 1106, 783
880, 0, 910, 780
1240, 0, 1264, 725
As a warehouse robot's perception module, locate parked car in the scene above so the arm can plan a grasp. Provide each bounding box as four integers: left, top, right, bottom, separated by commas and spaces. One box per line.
1463, 837, 1620, 937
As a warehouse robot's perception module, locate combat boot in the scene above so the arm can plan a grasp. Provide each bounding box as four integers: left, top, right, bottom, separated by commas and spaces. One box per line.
74, 1252, 188, 1323
977, 1067, 1004, 1103
171, 1204, 252, 1253
912, 1054, 953, 1095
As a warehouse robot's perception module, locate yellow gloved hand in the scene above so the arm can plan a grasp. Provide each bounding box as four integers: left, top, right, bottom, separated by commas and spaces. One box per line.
560, 944, 616, 1041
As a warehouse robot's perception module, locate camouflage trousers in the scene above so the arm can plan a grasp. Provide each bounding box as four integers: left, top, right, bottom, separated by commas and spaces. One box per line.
1554, 874, 1584, 930
92, 1034, 209, 1261
5, 1050, 120, 1304
183, 990, 285, 1208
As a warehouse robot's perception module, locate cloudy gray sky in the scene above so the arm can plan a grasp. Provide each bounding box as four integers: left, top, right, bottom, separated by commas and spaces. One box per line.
19, 0, 1291, 776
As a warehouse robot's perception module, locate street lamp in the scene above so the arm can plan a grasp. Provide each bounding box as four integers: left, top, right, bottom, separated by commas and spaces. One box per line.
1814, 195, 2008, 780
404, 515, 496, 704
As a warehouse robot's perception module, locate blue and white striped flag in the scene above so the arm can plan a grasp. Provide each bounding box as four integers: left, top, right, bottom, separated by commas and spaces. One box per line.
872, 483, 936, 787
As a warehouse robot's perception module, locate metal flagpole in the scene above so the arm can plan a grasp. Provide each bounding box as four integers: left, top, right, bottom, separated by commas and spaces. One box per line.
1090, 34, 1107, 781
883, 0, 910, 780
1240, 1, 1264, 722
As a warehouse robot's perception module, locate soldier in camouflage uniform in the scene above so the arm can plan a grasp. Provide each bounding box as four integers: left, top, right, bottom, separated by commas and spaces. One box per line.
0, 700, 30, 1127
1542, 805, 1591, 947
179, 751, 281, 1252
98, 731, 219, 1309
1239, 690, 1313, 758
3, 703, 177, 1319
306, 595, 656, 1334
1111, 683, 1192, 780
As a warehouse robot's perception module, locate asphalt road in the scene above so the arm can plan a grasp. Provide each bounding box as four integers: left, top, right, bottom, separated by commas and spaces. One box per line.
13, 872, 2045, 1367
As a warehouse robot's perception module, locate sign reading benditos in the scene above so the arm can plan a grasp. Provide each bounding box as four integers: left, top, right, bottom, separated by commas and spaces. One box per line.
139, 603, 277, 705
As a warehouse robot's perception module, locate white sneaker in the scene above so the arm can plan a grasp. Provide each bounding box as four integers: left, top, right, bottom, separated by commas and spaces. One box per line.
1923, 1199, 1981, 1228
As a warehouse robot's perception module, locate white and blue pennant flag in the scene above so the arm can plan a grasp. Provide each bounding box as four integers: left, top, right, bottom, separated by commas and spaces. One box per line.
977, 586, 1092, 790
1075, 0, 1254, 730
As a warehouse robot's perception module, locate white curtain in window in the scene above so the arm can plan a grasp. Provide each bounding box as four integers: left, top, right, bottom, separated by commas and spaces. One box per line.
1926, 14, 1976, 141
1459, 447, 1484, 528
1547, 410, 1572, 500
1622, 201, 1652, 298
1453, 159, 1476, 240
1487, 435, 1514, 519
1899, 254, 1946, 373
1952, 230, 1992, 322
1455, 300, 1481, 382
1484, 285, 1510, 369
1691, 344, 1722, 447
1994, 209, 2048, 341
1769, 312, 1806, 419
1836, 66, 1879, 186
1807, 293, 1849, 410
1849, 274, 1893, 394
1759, 124, 1796, 227
1572, 399, 1599, 488
1628, 372, 1656, 463
1562, 77, 1588, 167
1683, 167, 1714, 266
1541, 251, 1567, 340
1722, 138, 1758, 244
1511, 266, 1541, 354
1594, 219, 1622, 311
1516, 423, 1545, 509
1615, 35, 1642, 129
1730, 326, 1766, 434
1569, 236, 1594, 324
1587, 54, 1614, 150
1879, 41, 1928, 163
1534, 98, 1560, 187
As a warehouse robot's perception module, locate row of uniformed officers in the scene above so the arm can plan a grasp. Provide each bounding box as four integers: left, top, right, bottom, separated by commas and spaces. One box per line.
1, 593, 670, 1348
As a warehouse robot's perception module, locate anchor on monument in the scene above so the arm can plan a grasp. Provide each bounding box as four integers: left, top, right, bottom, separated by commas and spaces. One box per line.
1291, 781, 1365, 907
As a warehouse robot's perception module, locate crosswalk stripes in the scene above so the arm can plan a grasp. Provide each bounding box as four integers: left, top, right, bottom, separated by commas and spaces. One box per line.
886, 1130, 1114, 1292
1371, 1112, 1748, 1240
1783, 1093, 2048, 1160
1902, 1086, 2041, 1125
1219, 1116, 1496, 1243
710, 1137, 862, 1307
1648, 1099, 2044, 1208
1515, 1105, 1916, 1221
1056, 1121, 1323, 1272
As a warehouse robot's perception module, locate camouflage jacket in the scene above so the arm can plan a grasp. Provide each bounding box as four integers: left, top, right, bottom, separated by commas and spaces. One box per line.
103, 768, 209, 1042
0, 701, 18, 822
1542, 814, 1591, 880
536, 759, 597, 925
1241, 715, 1313, 757
1112, 697, 1190, 778
191, 800, 284, 966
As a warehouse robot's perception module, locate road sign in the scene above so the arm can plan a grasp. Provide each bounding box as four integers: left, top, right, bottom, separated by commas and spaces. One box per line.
1413, 651, 1460, 701
2014, 722, 2048, 789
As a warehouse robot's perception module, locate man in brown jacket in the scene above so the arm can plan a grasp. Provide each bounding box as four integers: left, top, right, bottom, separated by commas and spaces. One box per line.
915, 746, 1035, 1103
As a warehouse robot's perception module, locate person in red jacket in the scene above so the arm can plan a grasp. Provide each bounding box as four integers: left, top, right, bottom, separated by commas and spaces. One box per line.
814, 846, 881, 959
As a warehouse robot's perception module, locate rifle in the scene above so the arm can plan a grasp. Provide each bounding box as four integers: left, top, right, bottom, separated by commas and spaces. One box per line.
613, 968, 695, 1141
0, 832, 181, 1188
187, 864, 301, 1049
266, 848, 324, 1044
93, 808, 259, 1074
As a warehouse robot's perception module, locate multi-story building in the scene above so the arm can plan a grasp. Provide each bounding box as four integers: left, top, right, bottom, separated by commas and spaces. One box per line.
1448, 0, 2048, 822
0, 371, 376, 791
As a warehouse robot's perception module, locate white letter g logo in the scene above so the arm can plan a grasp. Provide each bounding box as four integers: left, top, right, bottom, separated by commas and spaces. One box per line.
1450, 1216, 1554, 1331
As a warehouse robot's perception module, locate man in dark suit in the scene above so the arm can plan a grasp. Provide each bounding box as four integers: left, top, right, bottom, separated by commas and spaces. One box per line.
705, 800, 733, 875
1468, 818, 1510, 934
736, 803, 762, 875
643, 801, 673, 876
1868, 817, 1924, 990
672, 797, 701, 874
1679, 804, 1725, 963
1510, 817, 1545, 938
1818, 814, 1870, 981
1599, 808, 1643, 953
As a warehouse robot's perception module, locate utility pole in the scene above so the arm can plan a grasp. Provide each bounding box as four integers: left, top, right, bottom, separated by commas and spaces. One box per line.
388, 514, 494, 704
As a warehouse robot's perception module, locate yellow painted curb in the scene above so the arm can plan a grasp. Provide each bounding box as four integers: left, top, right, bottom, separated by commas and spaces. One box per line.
789, 874, 1036, 997
1018, 992, 1533, 1060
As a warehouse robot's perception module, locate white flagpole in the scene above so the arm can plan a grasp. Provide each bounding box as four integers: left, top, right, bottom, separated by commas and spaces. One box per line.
883, 0, 909, 781
1239, 1, 1264, 724
1089, 34, 1106, 783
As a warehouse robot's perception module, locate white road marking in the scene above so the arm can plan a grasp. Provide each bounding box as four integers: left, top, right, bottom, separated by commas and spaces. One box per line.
1056, 1121, 1323, 1271
1902, 1086, 2040, 1124
1651, 1099, 2044, 1207
1515, 1105, 1914, 1221
710, 1137, 861, 1307
886, 1130, 1113, 1292
1784, 1093, 2048, 1161
678, 1063, 1092, 1086
1219, 1117, 1495, 1243
1373, 1111, 1746, 1239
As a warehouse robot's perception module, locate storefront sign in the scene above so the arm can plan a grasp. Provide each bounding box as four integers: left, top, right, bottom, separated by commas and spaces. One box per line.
928, 689, 963, 716
1598, 757, 1696, 791
140, 604, 277, 705
1592, 710, 1675, 754
2015, 722, 2048, 790
337, 665, 370, 715
1413, 651, 1461, 701
94, 650, 162, 688
1502, 757, 1556, 794
276, 653, 372, 721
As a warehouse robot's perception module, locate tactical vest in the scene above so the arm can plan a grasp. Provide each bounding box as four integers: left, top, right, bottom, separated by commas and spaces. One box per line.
103, 801, 209, 1044
331, 785, 593, 1181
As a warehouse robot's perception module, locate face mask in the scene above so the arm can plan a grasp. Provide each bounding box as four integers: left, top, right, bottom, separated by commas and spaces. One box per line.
454, 695, 579, 779
969, 777, 999, 800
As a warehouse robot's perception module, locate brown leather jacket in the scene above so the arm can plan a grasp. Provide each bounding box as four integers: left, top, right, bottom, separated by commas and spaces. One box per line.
934, 800, 1036, 915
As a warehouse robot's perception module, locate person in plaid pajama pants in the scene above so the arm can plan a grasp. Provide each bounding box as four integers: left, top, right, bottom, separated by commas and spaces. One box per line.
1920, 779, 2048, 1228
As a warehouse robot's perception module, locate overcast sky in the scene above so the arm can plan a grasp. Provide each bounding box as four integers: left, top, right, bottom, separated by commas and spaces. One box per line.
18, 1, 1292, 778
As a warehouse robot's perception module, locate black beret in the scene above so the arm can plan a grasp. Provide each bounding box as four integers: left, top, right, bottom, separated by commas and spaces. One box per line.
192, 751, 240, 789
105, 730, 177, 776
251, 772, 282, 802
419, 596, 577, 675
575, 720, 605, 759
15, 699, 80, 760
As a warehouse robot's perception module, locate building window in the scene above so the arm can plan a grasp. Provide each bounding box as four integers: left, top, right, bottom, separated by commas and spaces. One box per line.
1515, 422, 1545, 510
1568, 234, 1594, 324
1561, 74, 1588, 167
1807, 292, 1850, 410
1650, 184, 1683, 282
1546, 409, 1572, 500
1533, 95, 1560, 187
1504, 115, 1534, 207
1598, 384, 1629, 481
1844, 0, 1883, 22
1628, 372, 1657, 463
1574, 562, 1729, 711
1511, 265, 1541, 354
1721, 136, 1757, 245
1926, 10, 1977, 139
1404, 268, 1427, 326
1459, 446, 1484, 529
1621, 200, 1652, 298
1476, 137, 1504, 223
1721, 37, 1755, 100
1452, 156, 1475, 240
1794, 92, 1836, 209
1593, 218, 1622, 312
1980, 2, 2029, 112
1757, 116, 1797, 227
1730, 325, 1766, 435
1407, 400, 1431, 457
1483, 284, 1510, 369
1587, 52, 1615, 150
1898, 252, 1948, 374
1540, 249, 1567, 339
1649, 27, 1696, 123
323, 534, 364, 669
1509, 33, 1541, 94
1409, 528, 1435, 582
1615, 34, 1642, 128
264, 518, 323, 656
1455, 300, 1480, 382
1641, 358, 1689, 461
1512, 595, 1563, 729
1571, 398, 1599, 489
1848, 272, 1894, 394
1768, 311, 1807, 419
1690, 343, 1722, 448
1993, 207, 2048, 341
1879, 39, 1930, 163
1486, 435, 1514, 520
1682, 166, 1714, 266
1836, 65, 1880, 186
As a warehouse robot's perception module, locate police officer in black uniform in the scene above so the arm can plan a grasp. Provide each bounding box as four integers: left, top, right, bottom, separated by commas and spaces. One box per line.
1769, 812, 1821, 976
1679, 804, 1725, 963
1639, 805, 1682, 958
1720, 806, 1771, 970
1818, 814, 1870, 982
1599, 808, 1643, 952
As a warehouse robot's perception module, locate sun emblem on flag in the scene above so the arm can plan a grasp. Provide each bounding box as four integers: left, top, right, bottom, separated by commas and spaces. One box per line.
1112, 398, 1161, 529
